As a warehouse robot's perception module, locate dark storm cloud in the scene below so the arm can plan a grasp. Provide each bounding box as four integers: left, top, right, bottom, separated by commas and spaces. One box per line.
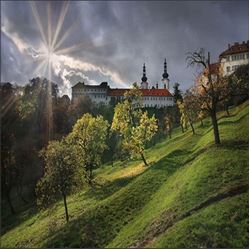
1, 1, 248, 96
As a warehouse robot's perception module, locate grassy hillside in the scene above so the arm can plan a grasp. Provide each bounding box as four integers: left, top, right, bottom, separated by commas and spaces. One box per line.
1, 101, 248, 248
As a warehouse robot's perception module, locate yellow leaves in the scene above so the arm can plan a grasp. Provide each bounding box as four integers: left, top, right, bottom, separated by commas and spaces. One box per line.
111, 100, 131, 133
164, 114, 173, 132
112, 97, 158, 159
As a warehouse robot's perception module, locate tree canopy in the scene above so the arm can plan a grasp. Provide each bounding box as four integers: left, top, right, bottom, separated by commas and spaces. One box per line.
112, 84, 158, 166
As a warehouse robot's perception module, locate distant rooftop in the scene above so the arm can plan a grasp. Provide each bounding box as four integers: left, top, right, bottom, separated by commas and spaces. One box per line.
220, 41, 249, 57
108, 88, 173, 97
72, 82, 110, 89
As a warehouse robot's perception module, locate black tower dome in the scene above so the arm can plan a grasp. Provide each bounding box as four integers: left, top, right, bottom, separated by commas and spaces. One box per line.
162, 59, 169, 79
141, 63, 148, 82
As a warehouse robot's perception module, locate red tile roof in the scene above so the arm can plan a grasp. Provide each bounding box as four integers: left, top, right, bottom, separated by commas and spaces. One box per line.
108, 88, 173, 97
219, 41, 249, 58
209, 63, 221, 75
202, 63, 221, 77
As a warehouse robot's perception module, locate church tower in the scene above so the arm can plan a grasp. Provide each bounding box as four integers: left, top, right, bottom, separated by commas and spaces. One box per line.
162, 59, 169, 89
141, 63, 149, 89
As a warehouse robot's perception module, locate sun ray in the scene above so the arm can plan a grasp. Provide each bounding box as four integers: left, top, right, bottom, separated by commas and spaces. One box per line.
30, 1, 48, 48
34, 60, 47, 76
1, 95, 18, 119
55, 42, 87, 55
47, 2, 52, 50
51, 1, 69, 49
53, 22, 78, 52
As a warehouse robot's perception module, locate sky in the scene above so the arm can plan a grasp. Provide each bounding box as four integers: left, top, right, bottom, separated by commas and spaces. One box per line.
1, 1, 249, 97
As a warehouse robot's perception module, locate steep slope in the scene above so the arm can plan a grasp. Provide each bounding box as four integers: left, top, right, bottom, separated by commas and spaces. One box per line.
1, 102, 248, 248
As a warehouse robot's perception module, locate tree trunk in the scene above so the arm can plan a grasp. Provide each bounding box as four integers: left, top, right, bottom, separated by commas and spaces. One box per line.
189, 121, 195, 135
210, 109, 221, 144
6, 187, 15, 214
169, 131, 172, 139
141, 153, 148, 166
17, 185, 28, 204
226, 107, 230, 116
88, 168, 94, 186
63, 193, 69, 222
180, 124, 184, 133
200, 119, 204, 127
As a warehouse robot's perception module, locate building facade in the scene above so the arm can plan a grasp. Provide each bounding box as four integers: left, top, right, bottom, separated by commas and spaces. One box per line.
72, 60, 174, 108
219, 41, 249, 76
196, 41, 249, 86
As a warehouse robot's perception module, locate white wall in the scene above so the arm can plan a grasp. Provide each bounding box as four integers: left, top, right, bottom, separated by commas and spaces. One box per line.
72, 87, 174, 107
220, 52, 249, 76
72, 87, 109, 104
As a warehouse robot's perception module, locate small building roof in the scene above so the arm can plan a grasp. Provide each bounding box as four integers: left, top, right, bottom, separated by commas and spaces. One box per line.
219, 41, 249, 58
72, 82, 84, 88
209, 63, 221, 75
72, 82, 110, 89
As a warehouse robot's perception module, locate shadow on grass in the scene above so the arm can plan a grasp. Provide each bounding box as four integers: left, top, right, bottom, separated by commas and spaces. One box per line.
43, 153, 189, 248
218, 112, 248, 126
219, 140, 249, 150
84, 175, 139, 201
1, 203, 38, 235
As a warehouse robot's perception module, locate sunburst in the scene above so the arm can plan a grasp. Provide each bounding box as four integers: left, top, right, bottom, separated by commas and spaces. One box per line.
29, 1, 81, 141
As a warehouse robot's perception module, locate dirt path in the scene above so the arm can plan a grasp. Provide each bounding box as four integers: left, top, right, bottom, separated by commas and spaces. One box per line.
131, 183, 248, 248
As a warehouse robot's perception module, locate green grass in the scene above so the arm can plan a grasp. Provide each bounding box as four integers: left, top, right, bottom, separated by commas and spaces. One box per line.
1, 102, 248, 248
152, 193, 249, 248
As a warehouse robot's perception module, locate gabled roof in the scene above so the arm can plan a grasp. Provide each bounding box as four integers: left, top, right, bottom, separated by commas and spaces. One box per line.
72, 82, 110, 89
219, 41, 249, 58
72, 82, 84, 88
108, 88, 173, 97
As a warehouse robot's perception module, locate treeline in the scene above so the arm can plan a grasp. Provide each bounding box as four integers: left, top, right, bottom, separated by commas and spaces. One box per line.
1, 78, 179, 217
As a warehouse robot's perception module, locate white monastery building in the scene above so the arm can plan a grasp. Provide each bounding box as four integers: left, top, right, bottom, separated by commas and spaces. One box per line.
72, 60, 174, 108
219, 41, 249, 76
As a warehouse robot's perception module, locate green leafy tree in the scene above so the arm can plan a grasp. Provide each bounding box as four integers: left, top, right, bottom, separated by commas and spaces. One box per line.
112, 84, 158, 166
226, 64, 249, 109
67, 113, 109, 185
173, 82, 183, 103
36, 139, 80, 222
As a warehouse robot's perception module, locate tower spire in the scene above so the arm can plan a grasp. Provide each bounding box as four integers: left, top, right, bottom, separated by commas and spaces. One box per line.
162, 58, 169, 79
141, 63, 147, 82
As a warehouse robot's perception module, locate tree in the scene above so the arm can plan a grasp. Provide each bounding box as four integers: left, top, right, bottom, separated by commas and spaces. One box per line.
186, 49, 230, 144
36, 139, 80, 222
1, 83, 21, 214
176, 100, 189, 132
164, 114, 173, 138
54, 95, 71, 135
69, 96, 93, 128
67, 113, 109, 185
198, 110, 206, 127
111, 84, 158, 166
182, 90, 200, 135
227, 64, 249, 106
173, 82, 183, 103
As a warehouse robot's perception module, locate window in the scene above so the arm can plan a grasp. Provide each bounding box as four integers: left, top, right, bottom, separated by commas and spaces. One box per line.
226, 66, 230, 72
226, 56, 230, 62
232, 65, 240, 71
